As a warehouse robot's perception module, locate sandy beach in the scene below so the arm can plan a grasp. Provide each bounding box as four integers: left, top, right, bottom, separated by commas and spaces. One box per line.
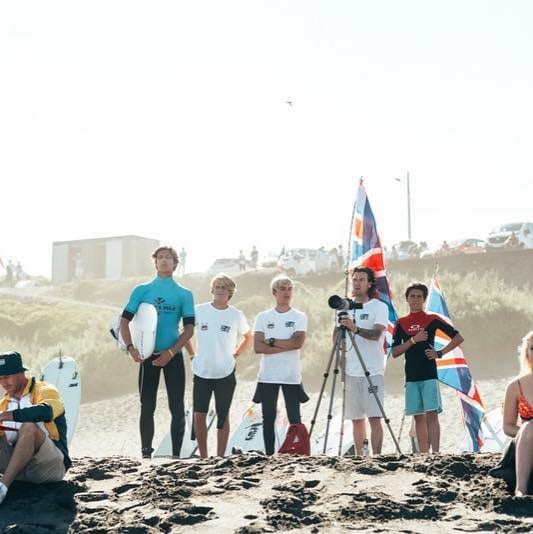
69, 377, 510, 458
1, 452, 531, 532
1, 375, 532, 532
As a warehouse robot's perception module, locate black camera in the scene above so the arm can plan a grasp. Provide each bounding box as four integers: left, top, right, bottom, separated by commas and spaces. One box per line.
328, 295, 363, 311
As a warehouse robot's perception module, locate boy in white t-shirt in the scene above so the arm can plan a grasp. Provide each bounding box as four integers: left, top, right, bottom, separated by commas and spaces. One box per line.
253, 275, 308, 455
189, 274, 252, 457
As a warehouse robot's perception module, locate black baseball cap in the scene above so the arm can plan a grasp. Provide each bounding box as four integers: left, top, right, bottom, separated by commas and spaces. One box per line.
0, 351, 27, 376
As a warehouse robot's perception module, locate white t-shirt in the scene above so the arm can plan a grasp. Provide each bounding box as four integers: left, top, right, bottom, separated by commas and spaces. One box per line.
254, 307, 308, 384
343, 298, 389, 377
191, 302, 250, 379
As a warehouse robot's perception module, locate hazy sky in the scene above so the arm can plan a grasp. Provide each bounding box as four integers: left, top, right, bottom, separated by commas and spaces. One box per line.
1, 1, 532, 277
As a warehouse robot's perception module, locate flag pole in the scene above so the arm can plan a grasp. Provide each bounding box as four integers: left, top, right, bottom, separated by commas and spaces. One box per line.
344, 177, 362, 296
338, 176, 362, 456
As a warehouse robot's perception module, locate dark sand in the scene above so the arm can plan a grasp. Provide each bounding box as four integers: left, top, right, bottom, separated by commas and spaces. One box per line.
1, 453, 531, 533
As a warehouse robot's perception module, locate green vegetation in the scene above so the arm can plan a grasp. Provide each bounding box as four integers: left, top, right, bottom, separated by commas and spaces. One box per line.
0, 297, 136, 401
1, 250, 532, 401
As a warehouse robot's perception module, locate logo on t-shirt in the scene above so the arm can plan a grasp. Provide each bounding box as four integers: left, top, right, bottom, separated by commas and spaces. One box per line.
220, 325, 231, 333
267, 322, 275, 329
200, 323, 208, 331
360, 313, 369, 320
285, 321, 295, 327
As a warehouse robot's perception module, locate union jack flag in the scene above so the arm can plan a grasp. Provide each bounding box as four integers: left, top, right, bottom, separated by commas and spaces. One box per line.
426, 277, 485, 452
349, 178, 398, 348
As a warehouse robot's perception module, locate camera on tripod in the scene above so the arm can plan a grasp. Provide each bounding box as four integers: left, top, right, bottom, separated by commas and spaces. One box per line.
328, 295, 363, 311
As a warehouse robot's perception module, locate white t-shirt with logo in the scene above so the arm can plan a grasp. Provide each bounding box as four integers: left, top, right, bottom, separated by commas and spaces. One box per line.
191, 302, 250, 379
343, 298, 389, 377
254, 307, 308, 384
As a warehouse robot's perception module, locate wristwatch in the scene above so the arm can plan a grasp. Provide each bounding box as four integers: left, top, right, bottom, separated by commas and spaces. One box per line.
436, 350, 443, 358
268, 338, 275, 347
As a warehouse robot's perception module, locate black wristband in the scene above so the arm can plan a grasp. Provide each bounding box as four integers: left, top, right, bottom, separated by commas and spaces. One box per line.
268, 338, 275, 347
436, 349, 443, 358
126, 343, 134, 351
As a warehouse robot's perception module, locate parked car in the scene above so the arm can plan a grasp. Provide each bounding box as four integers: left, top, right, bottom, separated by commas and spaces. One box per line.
207, 258, 241, 274
390, 240, 419, 260
277, 248, 331, 276
486, 222, 533, 249
448, 238, 487, 255
259, 251, 282, 269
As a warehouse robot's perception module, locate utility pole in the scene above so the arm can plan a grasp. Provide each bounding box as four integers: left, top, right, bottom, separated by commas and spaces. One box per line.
395, 172, 412, 241
406, 171, 412, 241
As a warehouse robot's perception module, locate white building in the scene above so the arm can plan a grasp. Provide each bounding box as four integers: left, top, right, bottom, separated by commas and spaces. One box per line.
52, 235, 159, 285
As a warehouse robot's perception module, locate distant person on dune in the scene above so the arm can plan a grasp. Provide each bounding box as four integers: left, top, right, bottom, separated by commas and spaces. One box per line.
504, 232, 520, 250
250, 246, 259, 269
189, 274, 252, 457
119, 246, 195, 459
253, 275, 308, 455
0, 351, 71, 505
4, 260, 14, 287
178, 247, 187, 276
238, 250, 246, 272
15, 262, 24, 283
392, 282, 464, 453
503, 330, 533, 496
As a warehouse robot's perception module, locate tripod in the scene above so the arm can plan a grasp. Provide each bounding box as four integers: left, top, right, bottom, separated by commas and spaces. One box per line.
309, 321, 402, 456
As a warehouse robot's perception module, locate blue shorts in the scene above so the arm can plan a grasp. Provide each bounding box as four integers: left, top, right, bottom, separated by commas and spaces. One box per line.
405, 379, 442, 416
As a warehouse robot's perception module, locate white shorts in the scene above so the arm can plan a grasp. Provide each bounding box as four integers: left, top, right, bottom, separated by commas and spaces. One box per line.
344, 374, 385, 420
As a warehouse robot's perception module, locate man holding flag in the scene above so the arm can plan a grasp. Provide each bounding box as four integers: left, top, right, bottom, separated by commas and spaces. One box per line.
391, 283, 464, 453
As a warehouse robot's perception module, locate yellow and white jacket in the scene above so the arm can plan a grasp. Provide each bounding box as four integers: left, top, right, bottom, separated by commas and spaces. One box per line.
0, 376, 71, 469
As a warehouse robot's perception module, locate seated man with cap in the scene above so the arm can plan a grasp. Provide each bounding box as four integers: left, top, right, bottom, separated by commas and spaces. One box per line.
0, 351, 71, 504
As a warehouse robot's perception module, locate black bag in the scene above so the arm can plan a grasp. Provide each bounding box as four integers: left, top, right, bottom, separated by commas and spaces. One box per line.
488, 440, 516, 491
488, 439, 533, 493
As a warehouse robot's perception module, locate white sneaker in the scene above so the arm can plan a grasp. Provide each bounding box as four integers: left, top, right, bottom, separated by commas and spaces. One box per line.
0, 482, 8, 504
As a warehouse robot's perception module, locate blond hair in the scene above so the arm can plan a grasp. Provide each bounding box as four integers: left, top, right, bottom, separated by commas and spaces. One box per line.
270, 275, 293, 292
210, 273, 236, 299
518, 330, 533, 376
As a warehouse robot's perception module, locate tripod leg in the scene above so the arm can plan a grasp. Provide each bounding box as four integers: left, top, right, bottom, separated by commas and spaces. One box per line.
309, 329, 340, 439
323, 338, 342, 454
338, 334, 347, 456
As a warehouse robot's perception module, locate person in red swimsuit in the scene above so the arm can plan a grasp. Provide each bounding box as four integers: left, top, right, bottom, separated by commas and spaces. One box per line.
503, 330, 533, 496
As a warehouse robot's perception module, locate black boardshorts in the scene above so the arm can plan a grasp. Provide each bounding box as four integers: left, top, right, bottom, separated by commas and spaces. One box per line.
193, 370, 236, 429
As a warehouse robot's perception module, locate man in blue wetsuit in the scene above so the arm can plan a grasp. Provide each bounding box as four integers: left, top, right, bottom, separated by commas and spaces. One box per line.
120, 246, 195, 459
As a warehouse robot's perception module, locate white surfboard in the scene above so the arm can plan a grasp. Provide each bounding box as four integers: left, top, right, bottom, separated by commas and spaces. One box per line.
41, 355, 81, 446
110, 303, 158, 359
312, 416, 354, 456
153, 407, 216, 458
226, 402, 290, 455
131, 303, 158, 359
